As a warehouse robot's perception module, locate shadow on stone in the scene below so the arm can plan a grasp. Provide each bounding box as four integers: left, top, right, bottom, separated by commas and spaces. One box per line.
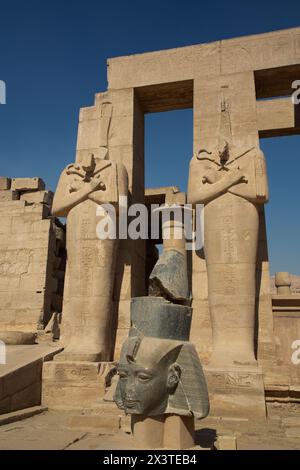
195, 428, 217, 450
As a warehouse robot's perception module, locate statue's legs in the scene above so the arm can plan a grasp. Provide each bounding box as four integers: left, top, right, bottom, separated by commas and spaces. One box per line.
60, 200, 118, 362
204, 193, 259, 366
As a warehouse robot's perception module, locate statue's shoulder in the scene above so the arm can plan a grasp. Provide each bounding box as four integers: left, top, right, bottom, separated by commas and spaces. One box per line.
56, 163, 81, 185
189, 149, 220, 171
60, 162, 80, 175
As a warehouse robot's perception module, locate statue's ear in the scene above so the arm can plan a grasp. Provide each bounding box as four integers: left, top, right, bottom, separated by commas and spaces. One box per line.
113, 377, 125, 410
167, 363, 182, 394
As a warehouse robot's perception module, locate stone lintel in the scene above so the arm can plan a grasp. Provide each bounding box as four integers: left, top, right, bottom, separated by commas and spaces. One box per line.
108, 27, 300, 90
257, 98, 300, 137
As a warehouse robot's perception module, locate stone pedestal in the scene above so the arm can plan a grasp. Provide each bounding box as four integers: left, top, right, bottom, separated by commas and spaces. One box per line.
163, 414, 195, 449
204, 365, 266, 420
131, 415, 165, 449
131, 414, 195, 449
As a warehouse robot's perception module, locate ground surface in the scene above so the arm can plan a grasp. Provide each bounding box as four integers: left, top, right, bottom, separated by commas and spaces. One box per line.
0, 403, 299, 450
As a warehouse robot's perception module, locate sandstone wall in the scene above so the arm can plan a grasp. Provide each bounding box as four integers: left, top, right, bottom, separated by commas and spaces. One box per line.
263, 293, 300, 402
0, 177, 65, 334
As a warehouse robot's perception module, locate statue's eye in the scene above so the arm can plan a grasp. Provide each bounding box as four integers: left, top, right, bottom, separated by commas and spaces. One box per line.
137, 373, 152, 382
118, 371, 128, 379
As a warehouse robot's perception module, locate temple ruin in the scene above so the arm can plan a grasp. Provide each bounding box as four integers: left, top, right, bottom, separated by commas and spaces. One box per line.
0, 26, 300, 449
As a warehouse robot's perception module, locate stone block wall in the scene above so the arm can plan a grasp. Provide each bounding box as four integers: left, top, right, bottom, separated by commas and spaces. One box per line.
0, 357, 42, 414
0, 177, 66, 334
264, 293, 300, 401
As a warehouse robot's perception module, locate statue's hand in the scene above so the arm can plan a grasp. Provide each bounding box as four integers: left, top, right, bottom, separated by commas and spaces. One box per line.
227, 168, 248, 186
68, 178, 84, 193
202, 169, 217, 184
89, 174, 106, 192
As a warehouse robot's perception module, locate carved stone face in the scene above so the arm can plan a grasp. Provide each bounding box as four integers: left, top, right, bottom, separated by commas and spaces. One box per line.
115, 337, 182, 416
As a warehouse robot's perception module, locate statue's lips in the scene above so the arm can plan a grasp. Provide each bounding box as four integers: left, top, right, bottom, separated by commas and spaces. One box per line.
125, 399, 139, 408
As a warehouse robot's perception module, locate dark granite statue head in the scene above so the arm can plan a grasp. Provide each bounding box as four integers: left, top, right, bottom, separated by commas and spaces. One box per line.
114, 334, 209, 418
114, 336, 183, 415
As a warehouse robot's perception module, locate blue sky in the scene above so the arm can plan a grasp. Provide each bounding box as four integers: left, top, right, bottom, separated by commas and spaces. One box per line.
0, 0, 299, 274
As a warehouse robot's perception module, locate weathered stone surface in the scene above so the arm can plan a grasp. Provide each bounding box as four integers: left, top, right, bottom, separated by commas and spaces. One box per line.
0, 331, 37, 345
275, 272, 292, 295
0, 345, 62, 415
108, 28, 300, 90
257, 98, 300, 138
163, 414, 195, 449
149, 250, 190, 303
190, 299, 212, 365
0, 180, 66, 334
0, 405, 47, 427
11, 178, 45, 191
0, 190, 19, 202
66, 413, 120, 432
283, 418, 300, 438
42, 360, 115, 408
20, 190, 53, 205
267, 295, 300, 398
216, 435, 237, 450
0, 177, 11, 190
74, 88, 145, 365
271, 273, 300, 294
188, 98, 268, 369
204, 365, 266, 420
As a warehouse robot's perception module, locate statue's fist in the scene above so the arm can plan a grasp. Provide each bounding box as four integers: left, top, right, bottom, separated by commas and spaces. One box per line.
89, 175, 106, 191
228, 168, 247, 185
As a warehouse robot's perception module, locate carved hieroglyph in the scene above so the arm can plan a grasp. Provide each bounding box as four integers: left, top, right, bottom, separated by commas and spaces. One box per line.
188, 99, 269, 366
52, 150, 128, 361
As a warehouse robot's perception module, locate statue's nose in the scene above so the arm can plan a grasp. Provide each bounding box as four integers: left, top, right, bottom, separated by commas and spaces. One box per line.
125, 377, 136, 398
